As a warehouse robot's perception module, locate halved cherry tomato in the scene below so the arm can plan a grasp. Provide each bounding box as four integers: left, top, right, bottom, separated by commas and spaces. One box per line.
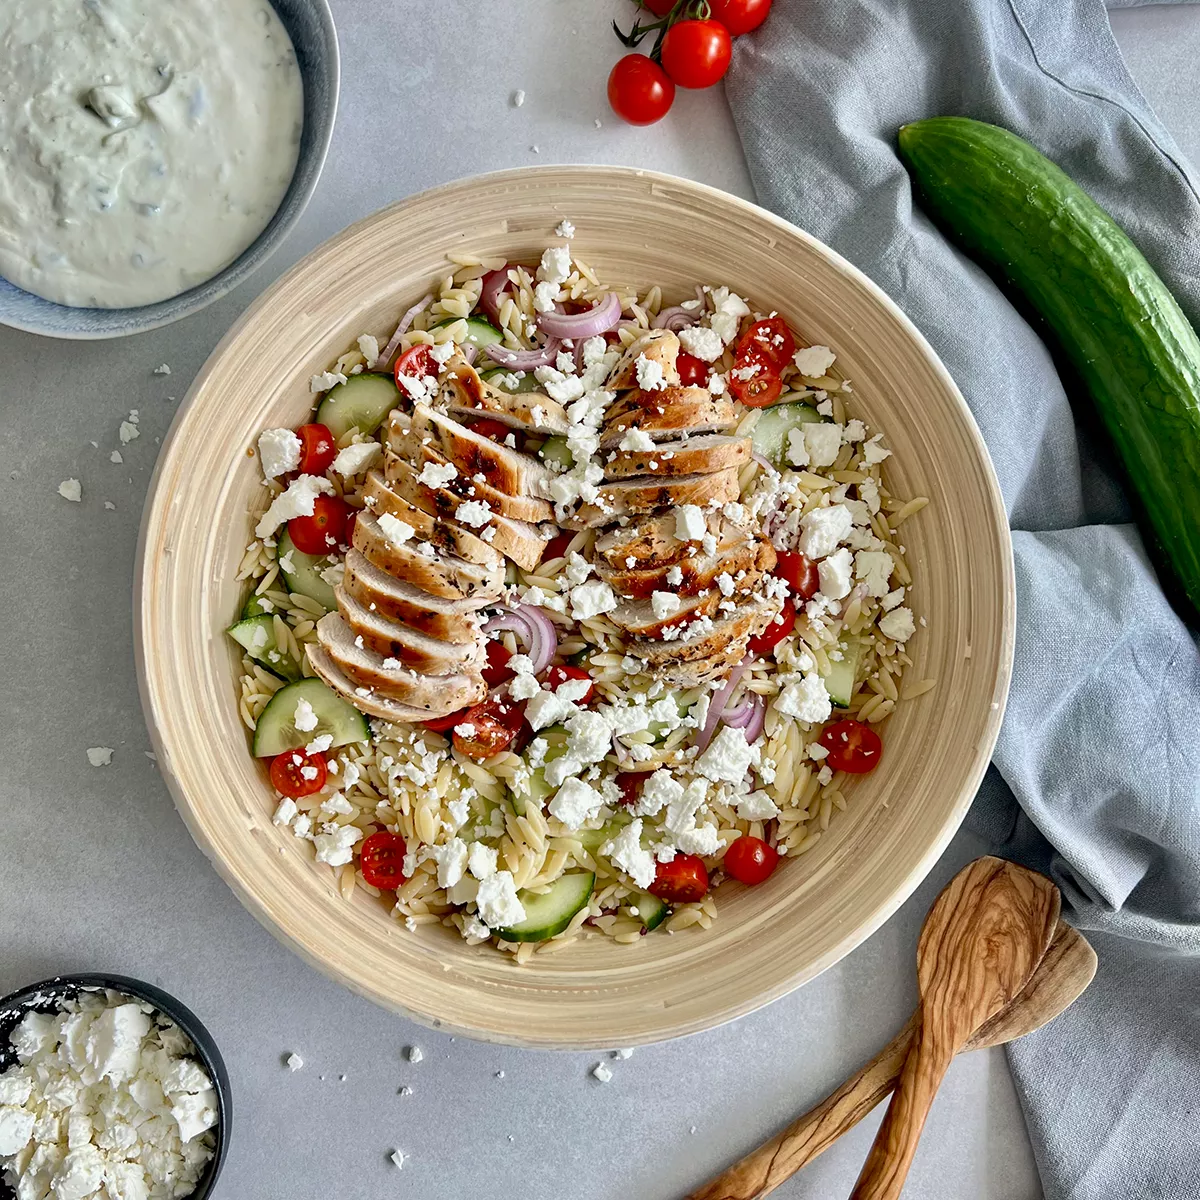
542, 531, 574, 562
483, 640, 515, 688
424, 707, 468, 733
608, 54, 675, 126
819, 719, 883, 774
676, 353, 708, 387
650, 853, 710, 903
773, 551, 820, 601
288, 494, 351, 555
729, 363, 784, 408
394, 343, 436, 388
723, 835, 779, 885
359, 831, 408, 890
269, 749, 327, 798
660, 19, 732, 89
737, 318, 795, 372
542, 664, 595, 705
296, 423, 337, 476
616, 772, 646, 808
452, 697, 526, 760
746, 601, 796, 656
470, 418, 512, 443
708, 0, 772, 35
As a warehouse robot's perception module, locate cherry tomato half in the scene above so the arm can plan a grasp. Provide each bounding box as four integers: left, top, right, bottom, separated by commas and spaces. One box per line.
359, 831, 408, 890
394, 343, 436, 388
729, 352, 785, 407
773, 550, 820, 601
269, 749, 327, 799
424, 707, 468, 733
470, 418, 512, 443
616, 772, 646, 808
452, 697, 526, 761
746, 600, 796, 656
483, 640, 515, 688
543, 664, 595, 705
650, 853, 710, 903
676, 352, 708, 387
818, 719, 883, 774
660, 19, 732, 89
737, 318, 795, 372
608, 54, 675, 126
287, 493, 351, 555
723, 835, 779, 885
296, 423, 337, 476
708, 0, 773, 36
542, 531, 574, 562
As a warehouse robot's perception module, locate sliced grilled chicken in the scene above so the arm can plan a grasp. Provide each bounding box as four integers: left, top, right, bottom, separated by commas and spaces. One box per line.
437, 352, 570, 433
594, 511, 735, 570
565, 467, 742, 528
336, 588, 483, 673
655, 644, 751, 688
398, 405, 555, 499
308, 646, 458, 722
314, 614, 485, 712
353, 510, 505, 602
342, 550, 486, 644
606, 329, 681, 391
597, 536, 775, 599
634, 595, 783, 668
603, 434, 751, 481
385, 438, 554, 525
363, 471, 502, 568
600, 388, 738, 449
381, 453, 549, 571
608, 590, 725, 639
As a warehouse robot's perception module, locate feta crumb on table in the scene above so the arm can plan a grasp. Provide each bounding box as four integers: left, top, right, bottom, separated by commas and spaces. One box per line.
592, 1063, 613, 1083
85, 746, 113, 766
57, 478, 82, 502
406, 1046, 424, 1064
286, 1053, 304, 1072
390, 1148, 408, 1169
511, 89, 525, 107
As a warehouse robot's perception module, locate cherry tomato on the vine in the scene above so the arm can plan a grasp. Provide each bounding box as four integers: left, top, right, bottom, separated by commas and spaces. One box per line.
773, 551, 820, 601
746, 600, 795, 656
660, 19, 732, 89
641, 0, 678, 14
723, 835, 780, 885
269, 749, 327, 799
818, 719, 883, 774
608, 54, 676, 125
676, 352, 709, 387
296, 423, 337, 476
708, 0, 773, 37
287, 494, 351, 555
359, 831, 408, 890
650, 853, 710, 903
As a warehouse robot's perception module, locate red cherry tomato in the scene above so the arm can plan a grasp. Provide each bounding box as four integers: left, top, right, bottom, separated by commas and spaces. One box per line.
746, 600, 796, 656
394, 343, 436, 388
737, 318, 795, 372
269, 749, 327, 798
676, 353, 708, 387
470, 418, 512, 443
708, 0, 773, 36
723, 835, 780, 885
819, 719, 883, 774
773, 551, 820, 601
483, 640, 515, 688
542, 664, 595, 705
359, 831, 408, 890
649, 853, 710, 903
424, 707, 468, 733
287, 494, 351, 555
296, 423, 337, 476
729, 352, 785, 407
542, 531, 574, 562
660, 19, 732, 89
608, 54, 675, 125
616, 772, 646, 808
452, 697, 526, 760
642, 0, 678, 14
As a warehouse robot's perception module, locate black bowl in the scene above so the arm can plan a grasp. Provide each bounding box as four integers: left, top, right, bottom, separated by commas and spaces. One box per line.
0, 974, 230, 1200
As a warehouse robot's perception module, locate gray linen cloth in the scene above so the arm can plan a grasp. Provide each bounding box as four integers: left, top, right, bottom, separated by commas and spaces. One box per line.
726, 1, 1200, 1195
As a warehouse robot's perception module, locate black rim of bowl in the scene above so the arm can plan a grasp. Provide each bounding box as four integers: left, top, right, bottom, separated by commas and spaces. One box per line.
0, 974, 230, 1200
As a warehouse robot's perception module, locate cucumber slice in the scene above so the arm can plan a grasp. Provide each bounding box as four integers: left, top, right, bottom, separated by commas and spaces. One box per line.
751, 402, 828, 468
227, 615, 302, 682
251, 678, 370, 758
316, 373, 400, 439
508, 726, 569, 816
480, 367, 541, 394
242, 592, 273, 619
648, 691, 690, 743
434, 316, 504, 352
495, 872, 595, 943
277, 529, 337, 612
575, 815, 631, 855
537, 435, 573, 472
823, 639, 863, 708
632, 892, 669, 931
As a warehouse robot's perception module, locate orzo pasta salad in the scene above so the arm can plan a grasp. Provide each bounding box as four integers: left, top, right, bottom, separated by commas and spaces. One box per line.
230, 228, 930, 961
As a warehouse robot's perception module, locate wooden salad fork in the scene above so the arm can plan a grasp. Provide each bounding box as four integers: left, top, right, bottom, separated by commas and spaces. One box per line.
685, 916, 1095, 1200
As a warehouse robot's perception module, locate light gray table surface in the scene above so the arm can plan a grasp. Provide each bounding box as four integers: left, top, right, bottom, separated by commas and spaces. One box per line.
1, 4, 1195, 1197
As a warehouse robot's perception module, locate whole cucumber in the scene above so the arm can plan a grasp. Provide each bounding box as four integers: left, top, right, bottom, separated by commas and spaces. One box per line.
898, 117, 1200, 616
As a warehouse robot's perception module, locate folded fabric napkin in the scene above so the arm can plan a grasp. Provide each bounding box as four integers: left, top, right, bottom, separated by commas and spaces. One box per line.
726, 1, 1200, 1195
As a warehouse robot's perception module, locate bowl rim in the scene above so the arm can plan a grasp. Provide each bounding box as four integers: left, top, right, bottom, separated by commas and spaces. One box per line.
0, 973, 230, 1198
0, 0, 340, 342
134, 164, 1015, 1046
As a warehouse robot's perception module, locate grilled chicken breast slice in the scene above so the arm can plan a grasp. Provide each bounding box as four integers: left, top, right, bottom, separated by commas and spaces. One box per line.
634, 595, 783, 666
606, 329, 681, 391
597, 536, 775, 599
594, 511, 736, 570
603, 434, 751, 481
307, 646, 462, 722
336, 588, 483, 673
565, 467, 742, 528
436, 352, 570, 433
600, 388, 738, 449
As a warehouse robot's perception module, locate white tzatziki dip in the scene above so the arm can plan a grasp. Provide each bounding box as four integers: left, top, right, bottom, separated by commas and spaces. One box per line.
0, 0, 304, 309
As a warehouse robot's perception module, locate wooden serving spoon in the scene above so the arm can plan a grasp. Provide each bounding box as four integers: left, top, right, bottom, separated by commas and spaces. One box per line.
848, 856, 1061, 1199
684, 918, 1095, 1200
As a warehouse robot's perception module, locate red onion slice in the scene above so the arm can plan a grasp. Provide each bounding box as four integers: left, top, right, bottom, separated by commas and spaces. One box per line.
481, 604, 558, 674
484, 338, 563, 371
723, 692, 766, 743
479, 267, 510, 322
374, 293, 433, 370
462, 344, 478, 366
535, 293, 622, 340
652, 305, 699, 332
750, 451, 778, 473
695, 662, 749, 753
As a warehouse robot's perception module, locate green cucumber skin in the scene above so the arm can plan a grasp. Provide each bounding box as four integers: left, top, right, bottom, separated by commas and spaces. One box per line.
899, 117, 1200, 613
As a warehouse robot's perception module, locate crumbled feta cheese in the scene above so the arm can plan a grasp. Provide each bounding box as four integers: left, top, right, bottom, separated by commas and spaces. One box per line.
602, 819, 656, 889
566, 710, 611, 764
737, 792, 781, 821
592, 1063, 613, 1083
808, 742, 829, 761
407, 1046, 424, 1064
817, 548, 854, 601
467, 842, 498, 881
675, 504, 707, 542
709, 287, 751, 344
635, 770, 683, 817
85, 747, 113, 767
376, 512, 415, 547
548, 777, 606, 829
311, 370, 348, 393
538, 246, 572, 285
843, 419, 866, 443
854, 550, 894, 598
708, 372, 727, 395
273, 798, 298, 827
881, 587, 905, 612
332, 441, 381, 477
286, 1053, 304, 1072
635, 354, 667, 392
525, 688, 578, 732
418, 461, 458, 489
257, 428, 302, 480
292, 698, 319, 734
427, 838, 468, 888
666, 565, 684, 587
804, 423, 843, 468
793, 345, 836, 377
476, 870, 525, 927
556, 219, 576, 238
533, 280, 560, 313
776, 675, 832, 724
678, 823, 721, 857
878, 606, 916, 643
57, 478, 82, 503
619, 428, 656, 452
455, 500, 493, 528
154, 363, 171, 375
677, 325, 724, 362
110, 450, 123, 464
798, 504, 853, 560
862, 434, 892, 465
314, 824, 361, 866
651, 591, 681, 620
357, 334, 380, 364
664, 778, 709, 838
462, 915, 491, 941
786, 426, 810, 468
696, 726, 755, 785
390, 1149, 408, 1169
569, 580, 616, 622
306, 733, 334, 754
255, 474, 334, 539
119, 418, 140, 444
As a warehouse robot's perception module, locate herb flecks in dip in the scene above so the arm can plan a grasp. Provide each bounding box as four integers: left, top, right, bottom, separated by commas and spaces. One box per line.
0, 0, 303, 309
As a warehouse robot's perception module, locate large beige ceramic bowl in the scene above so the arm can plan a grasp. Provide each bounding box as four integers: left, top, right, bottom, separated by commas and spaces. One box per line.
137, 166, 1013, 1048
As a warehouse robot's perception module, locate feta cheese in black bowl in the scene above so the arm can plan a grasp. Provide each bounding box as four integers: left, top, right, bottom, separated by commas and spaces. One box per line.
0, 974, 230, 1200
